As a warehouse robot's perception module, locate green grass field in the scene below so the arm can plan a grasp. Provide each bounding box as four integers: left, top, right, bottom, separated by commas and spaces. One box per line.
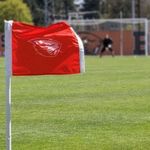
0, 56, 150, 150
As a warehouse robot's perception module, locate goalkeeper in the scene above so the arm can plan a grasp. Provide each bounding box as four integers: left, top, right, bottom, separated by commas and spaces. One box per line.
99, 34, 114, 57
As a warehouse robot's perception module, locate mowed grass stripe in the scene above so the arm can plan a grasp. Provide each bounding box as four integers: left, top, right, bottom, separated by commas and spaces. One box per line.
0, 56, 150, 150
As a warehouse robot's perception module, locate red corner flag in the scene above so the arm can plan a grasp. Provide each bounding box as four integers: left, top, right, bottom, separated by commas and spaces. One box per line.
5, 21, 85, 76
5, 21, 85, 150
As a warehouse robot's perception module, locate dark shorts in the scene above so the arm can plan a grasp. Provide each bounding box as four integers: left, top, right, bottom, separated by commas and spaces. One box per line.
101, 45, 113, 52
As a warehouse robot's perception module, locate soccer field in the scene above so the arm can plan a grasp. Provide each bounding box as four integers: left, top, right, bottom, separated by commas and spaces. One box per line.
0, 56, 150, 150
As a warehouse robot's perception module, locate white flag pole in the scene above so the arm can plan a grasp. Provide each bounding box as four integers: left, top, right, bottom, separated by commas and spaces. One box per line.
5, 20, 13, 150
70, 27, 85, 73
76, 34, 85, 73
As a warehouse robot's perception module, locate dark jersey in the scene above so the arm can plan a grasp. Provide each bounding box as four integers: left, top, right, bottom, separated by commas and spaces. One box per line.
103, 38, 113, 47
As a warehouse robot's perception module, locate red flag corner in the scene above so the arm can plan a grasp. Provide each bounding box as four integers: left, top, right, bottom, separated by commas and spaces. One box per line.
5, 20, 85, 76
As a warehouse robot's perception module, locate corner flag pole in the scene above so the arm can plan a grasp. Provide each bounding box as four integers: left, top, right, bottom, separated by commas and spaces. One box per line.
5, 20, 13, 150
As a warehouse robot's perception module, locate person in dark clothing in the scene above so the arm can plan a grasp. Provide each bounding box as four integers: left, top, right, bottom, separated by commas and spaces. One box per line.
99, 34, 114, 57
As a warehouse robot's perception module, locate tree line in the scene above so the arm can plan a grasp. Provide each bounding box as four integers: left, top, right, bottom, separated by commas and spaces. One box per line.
0, 0, 150, 32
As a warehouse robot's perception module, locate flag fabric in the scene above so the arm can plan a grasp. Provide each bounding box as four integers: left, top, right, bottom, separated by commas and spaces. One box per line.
5, 21, 85, 76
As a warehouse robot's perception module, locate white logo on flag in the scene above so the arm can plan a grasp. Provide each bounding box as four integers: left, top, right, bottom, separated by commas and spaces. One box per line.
29, 38, 61, 57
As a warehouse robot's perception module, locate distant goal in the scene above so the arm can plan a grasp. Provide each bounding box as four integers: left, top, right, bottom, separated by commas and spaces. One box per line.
66, 18, 149, 56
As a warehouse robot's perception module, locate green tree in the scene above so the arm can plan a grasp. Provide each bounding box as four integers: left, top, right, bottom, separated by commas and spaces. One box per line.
83, 0, 100, 11
23, 0, 44, 26
141, 0, 150, 19
24, 0, 75, 26
0, 0, 32, 32
55, 0, 75, 19
82, 0, 100, 18
105, 0, 131, 18
81, 0, 132, 19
